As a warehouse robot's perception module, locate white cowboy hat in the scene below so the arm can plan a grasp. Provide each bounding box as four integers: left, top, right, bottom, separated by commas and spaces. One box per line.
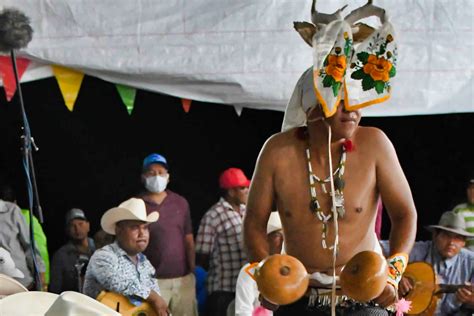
44, 291, 120, 316
0, 247, 24, 278
426, 211, 474, 237
1, 291, 59, 315
101, 198, 159, 235
0, 273, 28, 298
267, 212, 283, 235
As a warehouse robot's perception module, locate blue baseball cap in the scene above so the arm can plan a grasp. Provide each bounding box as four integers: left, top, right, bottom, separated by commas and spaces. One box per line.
143, 153, 168, 170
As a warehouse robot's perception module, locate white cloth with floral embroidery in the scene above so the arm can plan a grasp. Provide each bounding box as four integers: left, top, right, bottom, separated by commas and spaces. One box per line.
282, 13, 398, 131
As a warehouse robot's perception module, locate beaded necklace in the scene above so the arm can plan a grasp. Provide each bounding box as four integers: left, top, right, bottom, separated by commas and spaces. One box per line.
306, 144, 346, 250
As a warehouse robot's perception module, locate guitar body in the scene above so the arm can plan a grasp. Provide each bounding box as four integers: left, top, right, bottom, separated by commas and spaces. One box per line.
403, 262, 437, 315
97, 291, 157, 316
403, 261, 466, 316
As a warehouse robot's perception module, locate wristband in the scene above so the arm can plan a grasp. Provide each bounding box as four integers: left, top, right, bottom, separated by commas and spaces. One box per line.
386, 253, 408, 289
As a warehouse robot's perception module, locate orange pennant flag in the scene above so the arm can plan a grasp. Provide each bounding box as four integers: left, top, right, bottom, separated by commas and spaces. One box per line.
0, 56, 31, 101
181, 98, 192, 113
52, 65, 84, 111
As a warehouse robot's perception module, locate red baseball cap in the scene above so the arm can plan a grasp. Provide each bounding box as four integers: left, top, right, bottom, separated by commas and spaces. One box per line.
219, 168, 251, 189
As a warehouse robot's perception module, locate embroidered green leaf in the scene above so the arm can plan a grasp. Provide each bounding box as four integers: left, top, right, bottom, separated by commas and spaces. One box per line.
344, 39, 352, 57
357, 52, 369, 63
351, 69, 366, 80
322, 75, 334, 88
378, 43, 386, 56
389, 66, 396, 78
362, 75, 375, 91
374, 81, 385, 94
332, 81, 341, 97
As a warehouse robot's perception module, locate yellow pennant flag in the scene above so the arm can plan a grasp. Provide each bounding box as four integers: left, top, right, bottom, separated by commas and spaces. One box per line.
52, 65, 84, 111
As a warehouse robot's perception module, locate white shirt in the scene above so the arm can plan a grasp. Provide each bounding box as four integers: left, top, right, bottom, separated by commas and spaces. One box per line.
235, 263, 273, 316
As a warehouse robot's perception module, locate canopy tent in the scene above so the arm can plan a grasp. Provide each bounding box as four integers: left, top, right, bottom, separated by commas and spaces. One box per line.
1, 0, 473, 116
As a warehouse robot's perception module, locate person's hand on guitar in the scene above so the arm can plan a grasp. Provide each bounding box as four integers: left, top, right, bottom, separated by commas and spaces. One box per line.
374, 283, 398, 307
398, 276, 414, 297
147, 290, 170, 316
456, 282, 474, 308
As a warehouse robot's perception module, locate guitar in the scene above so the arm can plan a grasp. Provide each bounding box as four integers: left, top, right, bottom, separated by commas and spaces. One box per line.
96, 291, 157, 316
402, 262, 465, 316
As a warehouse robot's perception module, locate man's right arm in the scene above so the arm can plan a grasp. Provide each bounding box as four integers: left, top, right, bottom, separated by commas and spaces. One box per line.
244, 136, 277, 262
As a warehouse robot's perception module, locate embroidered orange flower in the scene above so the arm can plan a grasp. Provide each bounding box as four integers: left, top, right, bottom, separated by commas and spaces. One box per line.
363, 54, 392, 82
394, 260, 404, 272
325, 55, 346, 82
388, 266, 397, 278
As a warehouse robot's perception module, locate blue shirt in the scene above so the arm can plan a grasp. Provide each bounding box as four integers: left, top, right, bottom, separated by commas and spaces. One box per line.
83, 242, 160, 300
381, 240, 474, 316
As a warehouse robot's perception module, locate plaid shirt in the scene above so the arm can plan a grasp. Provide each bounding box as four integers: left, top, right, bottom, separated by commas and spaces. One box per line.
196, 198, 247, 293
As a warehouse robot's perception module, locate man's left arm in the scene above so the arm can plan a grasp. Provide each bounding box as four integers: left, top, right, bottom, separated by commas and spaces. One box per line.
183, 201, 195, 273
372, 129, 418, 306
185, 234, 195, 273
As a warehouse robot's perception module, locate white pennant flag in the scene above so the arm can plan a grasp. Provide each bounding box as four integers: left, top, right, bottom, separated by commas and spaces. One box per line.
234, 105, 243, 116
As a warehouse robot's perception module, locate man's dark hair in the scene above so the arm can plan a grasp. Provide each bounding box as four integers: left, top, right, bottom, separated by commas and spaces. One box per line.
0, 183, 16, 202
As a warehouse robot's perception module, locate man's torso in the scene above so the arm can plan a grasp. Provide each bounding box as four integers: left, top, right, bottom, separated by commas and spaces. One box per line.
272, 127, 380, 274
140, 190, 191, 278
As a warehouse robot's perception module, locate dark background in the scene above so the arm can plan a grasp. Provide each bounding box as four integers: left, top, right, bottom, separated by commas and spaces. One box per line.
0, 75, 473, 254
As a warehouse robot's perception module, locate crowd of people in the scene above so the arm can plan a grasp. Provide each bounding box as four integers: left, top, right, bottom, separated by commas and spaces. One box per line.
1, 146, 473, 316
1, 53, 474, 313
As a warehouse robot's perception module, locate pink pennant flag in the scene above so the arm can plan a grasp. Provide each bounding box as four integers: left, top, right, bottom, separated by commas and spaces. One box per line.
181, 98, 192, 113
0, 56, 31, 101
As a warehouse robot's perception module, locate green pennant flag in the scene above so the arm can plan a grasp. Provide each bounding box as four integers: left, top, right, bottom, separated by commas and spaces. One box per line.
116, 84, 137, 115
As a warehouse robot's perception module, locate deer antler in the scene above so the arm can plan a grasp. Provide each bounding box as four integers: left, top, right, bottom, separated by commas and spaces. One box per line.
311, 0, 348, 26
344, 0, 386, 25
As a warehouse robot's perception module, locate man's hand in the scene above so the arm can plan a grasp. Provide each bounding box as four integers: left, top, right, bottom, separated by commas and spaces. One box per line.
456, 282, 474, 307
374, 283, 398, 307
398, 276, 414, 297
147, 290, 169, 316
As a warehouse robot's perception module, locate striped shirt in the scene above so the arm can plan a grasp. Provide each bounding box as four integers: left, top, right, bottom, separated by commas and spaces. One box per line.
195, 198, 247, 293
453, 203, 474, 251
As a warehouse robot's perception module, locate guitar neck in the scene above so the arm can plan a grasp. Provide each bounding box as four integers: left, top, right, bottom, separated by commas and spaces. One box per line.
436, 284, 464, 294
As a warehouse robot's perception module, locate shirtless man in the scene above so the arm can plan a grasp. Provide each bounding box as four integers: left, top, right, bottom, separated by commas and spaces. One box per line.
243, 96, 417, 314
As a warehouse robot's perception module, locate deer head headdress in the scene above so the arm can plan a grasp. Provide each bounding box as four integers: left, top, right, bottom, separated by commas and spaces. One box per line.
282, 0, 398, 131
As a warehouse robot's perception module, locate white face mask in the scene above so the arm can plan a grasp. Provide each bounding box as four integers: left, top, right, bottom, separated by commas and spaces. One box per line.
145, 175, 168, 193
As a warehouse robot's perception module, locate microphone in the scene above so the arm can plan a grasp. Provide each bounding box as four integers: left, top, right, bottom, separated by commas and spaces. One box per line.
0, 7, 33, 53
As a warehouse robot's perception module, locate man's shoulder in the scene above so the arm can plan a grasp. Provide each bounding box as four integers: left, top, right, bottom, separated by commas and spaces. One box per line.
0, 200, 22, 215
165, 190, 189, 205
458, 248, 474, 262
53, 243, 75, 256
453, 203, 473, 213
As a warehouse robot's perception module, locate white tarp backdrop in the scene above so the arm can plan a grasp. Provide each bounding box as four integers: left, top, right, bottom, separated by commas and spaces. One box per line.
1, 0, 473, 116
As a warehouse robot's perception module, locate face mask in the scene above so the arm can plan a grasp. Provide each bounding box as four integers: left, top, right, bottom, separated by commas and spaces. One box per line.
145, 175, 168, 193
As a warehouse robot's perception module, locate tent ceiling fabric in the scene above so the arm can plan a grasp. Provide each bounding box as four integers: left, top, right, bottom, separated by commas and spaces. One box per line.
1, 0, 473, 116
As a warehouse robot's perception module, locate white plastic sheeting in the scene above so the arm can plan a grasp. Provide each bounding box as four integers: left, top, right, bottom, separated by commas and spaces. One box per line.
1, 0, 473, 116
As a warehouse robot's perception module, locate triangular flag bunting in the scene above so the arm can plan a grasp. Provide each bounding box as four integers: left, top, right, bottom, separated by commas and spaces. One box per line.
181, 98, 192, 113
0, 56, 31, 102
116, 84, 137, 115
234, 105, 243, 116
52, 65, 84, 111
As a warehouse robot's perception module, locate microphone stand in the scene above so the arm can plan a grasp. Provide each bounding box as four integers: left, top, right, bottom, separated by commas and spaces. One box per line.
10, 49, 43, 291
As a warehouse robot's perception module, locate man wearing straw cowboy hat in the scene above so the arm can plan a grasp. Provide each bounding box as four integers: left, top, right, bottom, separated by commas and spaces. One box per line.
83, 198, 169, 316
383, 211, 474, 315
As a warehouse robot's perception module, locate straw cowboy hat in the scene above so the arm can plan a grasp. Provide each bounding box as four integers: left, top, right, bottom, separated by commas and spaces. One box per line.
426, 211, 474, 237
0, 247, 24, 278
101, 197, 159, 235
0, 291, 59, 315
1, 291, 120, 316
45, 291, 120, 316
0, 273, 28, 298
